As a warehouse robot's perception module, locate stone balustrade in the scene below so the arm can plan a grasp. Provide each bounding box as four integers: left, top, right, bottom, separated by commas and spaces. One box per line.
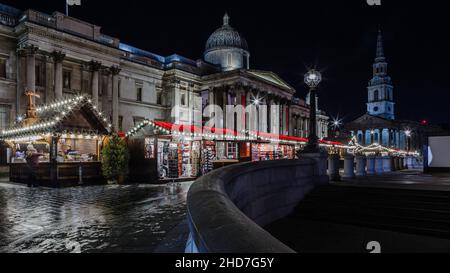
186, 158, 327, 253
186, 152, 423, 253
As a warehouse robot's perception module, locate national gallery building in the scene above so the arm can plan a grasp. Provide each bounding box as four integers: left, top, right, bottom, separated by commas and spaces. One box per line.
0, 4, 330, 178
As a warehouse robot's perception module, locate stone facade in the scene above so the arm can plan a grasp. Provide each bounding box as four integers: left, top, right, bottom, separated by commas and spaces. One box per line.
0, 4, 328, 139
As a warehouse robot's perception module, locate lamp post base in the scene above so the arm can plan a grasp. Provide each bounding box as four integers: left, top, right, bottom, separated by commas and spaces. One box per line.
298, 150, 329, 186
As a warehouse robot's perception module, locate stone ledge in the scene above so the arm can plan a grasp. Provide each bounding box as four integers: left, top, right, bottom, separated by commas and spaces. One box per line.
186, 158, 324, 253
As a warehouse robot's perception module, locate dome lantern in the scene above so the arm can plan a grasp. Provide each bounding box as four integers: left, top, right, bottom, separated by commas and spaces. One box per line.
204, 13, 250, 71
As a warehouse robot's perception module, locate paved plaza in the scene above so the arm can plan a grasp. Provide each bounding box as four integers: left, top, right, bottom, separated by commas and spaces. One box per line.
0, 181, 192, 253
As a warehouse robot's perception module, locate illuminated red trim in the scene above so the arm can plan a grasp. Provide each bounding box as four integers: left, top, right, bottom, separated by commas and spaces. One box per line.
151, 121, 344, 146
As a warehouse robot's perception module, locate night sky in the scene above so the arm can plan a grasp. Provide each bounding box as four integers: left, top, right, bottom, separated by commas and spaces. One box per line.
4, 0, 450, 125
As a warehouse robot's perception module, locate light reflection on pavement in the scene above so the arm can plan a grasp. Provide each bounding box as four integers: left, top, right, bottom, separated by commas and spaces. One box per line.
0, 182, 192, 253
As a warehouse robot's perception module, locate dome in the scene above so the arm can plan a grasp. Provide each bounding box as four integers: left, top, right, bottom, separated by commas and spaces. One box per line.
205, 13, 248, 53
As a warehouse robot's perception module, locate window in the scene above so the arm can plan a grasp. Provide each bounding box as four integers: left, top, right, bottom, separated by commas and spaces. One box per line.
0, 58, 6, 78
0, 105, 9, 130
374, 90, 379, 101
180, 93, 187, 106
35, 63, 45, 87
227, 53, 232, 66
63, 71, 71, 89
136, 87, 142, 102
373, 107, 379, 112
133, 117, 144, 126
227, 142, 238, 159
157, 91, 162, 105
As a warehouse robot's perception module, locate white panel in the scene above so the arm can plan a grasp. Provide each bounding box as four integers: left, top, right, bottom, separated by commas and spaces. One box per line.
428, 136, 450, 168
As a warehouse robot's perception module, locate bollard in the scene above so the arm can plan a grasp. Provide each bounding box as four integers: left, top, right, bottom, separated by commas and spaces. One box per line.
367, 156, 376, 175
328, 154, 341, 181
355, 155, 367, 177
383, 156, 392, 172
342, 154, 355, 179
375, 156, 384, 174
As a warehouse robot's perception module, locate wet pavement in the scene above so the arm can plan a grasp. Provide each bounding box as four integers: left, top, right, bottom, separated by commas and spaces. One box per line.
0, 181, 193, 253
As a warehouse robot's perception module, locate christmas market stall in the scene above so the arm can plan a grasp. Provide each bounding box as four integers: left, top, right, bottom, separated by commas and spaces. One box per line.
125, 120, 347, 181
0, 94, 112, 187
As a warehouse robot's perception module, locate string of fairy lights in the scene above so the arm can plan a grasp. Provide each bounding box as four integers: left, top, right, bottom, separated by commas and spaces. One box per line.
1, 94, 112, 142
349, 136, 419, 156
124, 119, 353, 149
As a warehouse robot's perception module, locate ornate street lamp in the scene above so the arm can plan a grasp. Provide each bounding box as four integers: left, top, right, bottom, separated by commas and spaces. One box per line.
303, 69, 322, 153
405, 129, 412, 152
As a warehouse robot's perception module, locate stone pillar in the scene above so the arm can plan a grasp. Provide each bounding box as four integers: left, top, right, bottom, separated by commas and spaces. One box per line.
110, 66, 121, 132
367, 156, 376, 175
342, 154, 355, 179
399, 157, 405, 170
328, 154, 341, 181
91, 61, 102, 106
394, 157, 400, 171
16, 49, 26, 117
52, 51, 65, 100
375, 156, 384, 174
383, 156, 392, 173
25, 45, 38, 94
355, 155, 367, 177
267, 96, 272, 134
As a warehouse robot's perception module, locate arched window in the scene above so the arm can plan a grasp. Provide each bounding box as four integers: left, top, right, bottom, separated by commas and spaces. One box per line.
227, 53, 232, 66
374, 90, 379, 101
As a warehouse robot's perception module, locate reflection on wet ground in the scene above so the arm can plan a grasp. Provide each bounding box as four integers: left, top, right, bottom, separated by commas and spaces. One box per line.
0, 182, 192, 253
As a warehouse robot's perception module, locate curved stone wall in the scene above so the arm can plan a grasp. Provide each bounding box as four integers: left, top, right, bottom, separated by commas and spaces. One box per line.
186, 158, 325, 253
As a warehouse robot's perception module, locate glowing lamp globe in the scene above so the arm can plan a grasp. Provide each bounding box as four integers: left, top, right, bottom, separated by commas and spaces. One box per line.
304, 69, 322, 89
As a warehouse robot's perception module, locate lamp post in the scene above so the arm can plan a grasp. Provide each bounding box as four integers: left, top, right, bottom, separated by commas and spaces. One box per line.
405, 130, 412, 152
303, 69, 322, 153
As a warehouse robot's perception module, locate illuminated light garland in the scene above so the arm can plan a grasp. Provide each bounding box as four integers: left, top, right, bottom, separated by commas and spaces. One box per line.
124, 120, 353, 149
349, 136, 419, 156
1, 94, 112, 140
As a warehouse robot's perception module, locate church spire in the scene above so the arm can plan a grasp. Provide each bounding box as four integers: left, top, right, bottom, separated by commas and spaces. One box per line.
223, 13, 230, 26
375, 28, 385, 62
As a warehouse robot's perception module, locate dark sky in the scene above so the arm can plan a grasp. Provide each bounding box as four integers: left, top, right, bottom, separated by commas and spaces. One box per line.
4, 0, 450, 125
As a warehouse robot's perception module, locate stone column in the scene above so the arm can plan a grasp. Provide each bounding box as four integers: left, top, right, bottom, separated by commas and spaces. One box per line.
382, 156, 392, 173
355, 155, 367, 177
342, 154, 355, 179
16, 49, 26, 116
328, 154, 341, 181
367, 156, 376, 175
25, 45, 38, 97
110, 66, 121, 132
393, 157, 400, 171
375, 156, 384, 174
266, 95, 272, 134
52, 51, 65, 100
223, 89, 228, 130
90, 61, 102, 106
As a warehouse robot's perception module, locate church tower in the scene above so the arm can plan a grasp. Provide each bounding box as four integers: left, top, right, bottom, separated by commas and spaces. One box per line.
367, 29, 395, 120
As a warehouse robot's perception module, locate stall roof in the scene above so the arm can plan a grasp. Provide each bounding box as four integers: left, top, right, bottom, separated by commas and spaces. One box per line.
1, 95, 111, 141
128, 120, 345, 147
